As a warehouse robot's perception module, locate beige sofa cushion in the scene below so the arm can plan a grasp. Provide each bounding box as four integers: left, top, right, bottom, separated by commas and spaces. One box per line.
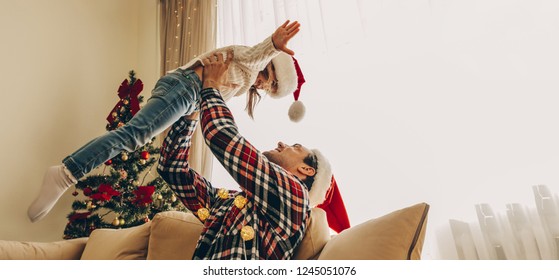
293, 208, 331, 260
0, 238, 88, 260
80, 221, 151, 260
146, 211, 204, 260
318, 202, 430, 260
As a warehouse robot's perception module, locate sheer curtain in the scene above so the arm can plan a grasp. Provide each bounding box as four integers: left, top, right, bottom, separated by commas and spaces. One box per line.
216, 0, 368, 62
159, 0, 217, 178
213, 0, 559, 260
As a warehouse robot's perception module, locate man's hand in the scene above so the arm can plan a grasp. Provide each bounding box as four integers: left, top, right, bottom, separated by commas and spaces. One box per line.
202, 50, 233, 91
271, 20, 300, 56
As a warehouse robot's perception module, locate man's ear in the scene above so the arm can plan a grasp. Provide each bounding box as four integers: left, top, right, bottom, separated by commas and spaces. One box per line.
297, 165, 316, 177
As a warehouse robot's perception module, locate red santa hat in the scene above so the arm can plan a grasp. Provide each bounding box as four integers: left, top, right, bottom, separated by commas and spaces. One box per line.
269, 53, 306, 122
309, 149, 350, 233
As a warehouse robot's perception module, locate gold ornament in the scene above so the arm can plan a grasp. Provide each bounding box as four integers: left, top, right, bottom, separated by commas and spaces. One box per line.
112, 217, 120, 226
119, 218, 125, 225
111, 112, 118, 118
139, 159, 146, 165
197, 207, 210, 221
157, 194, 163, 200
241, 225, 255, 241
86, 201, 96, 210
234, 195, 248, 209
121, 153, 129, 161
217, 188, 229, 199
123, 99, 129, 105
171, 194, 177, 202
119, 170, 128, 179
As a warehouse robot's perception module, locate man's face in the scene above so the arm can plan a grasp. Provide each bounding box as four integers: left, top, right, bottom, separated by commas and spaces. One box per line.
263, 142, 311, 171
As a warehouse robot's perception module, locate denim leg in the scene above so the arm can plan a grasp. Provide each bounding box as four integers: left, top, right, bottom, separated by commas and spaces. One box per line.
63, 70, 202, 179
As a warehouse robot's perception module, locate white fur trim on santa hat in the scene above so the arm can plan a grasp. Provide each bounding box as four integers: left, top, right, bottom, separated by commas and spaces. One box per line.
308, 149, 332, 208
269, 52, 297, 99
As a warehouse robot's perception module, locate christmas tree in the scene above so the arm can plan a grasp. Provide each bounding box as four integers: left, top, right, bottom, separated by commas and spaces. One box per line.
63, 70, 186, 239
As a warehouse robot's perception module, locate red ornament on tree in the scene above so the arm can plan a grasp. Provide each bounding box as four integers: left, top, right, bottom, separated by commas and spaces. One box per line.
83, 187, 93, 196
140, 151, 150, 160
105, 159, 112, 165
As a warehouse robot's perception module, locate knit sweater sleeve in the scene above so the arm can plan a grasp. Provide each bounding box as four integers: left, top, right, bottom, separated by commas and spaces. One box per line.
199, 88, 309, 236
234, 35, 281, 73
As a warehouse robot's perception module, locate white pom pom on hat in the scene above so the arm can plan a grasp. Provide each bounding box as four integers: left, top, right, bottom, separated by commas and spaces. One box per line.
288, 100, 305, 122
270, 53, 307, 122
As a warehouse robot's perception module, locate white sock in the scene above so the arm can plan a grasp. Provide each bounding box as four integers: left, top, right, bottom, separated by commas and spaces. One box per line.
27, 165, 77, 223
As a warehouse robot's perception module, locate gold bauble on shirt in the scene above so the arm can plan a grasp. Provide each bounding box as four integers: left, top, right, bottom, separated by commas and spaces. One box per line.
217, 188, 229, 199
241, 225, 255, 241
197, 207, 210, 221
234, 195, 248, 209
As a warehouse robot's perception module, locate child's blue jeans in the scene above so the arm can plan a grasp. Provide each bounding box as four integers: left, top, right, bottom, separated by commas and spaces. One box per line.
63, 68, 202, 179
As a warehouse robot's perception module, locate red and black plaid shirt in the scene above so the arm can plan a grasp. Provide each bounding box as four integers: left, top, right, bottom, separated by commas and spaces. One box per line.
157, 88, 310, 260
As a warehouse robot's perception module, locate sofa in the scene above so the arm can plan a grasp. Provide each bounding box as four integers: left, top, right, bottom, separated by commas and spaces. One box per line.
0, 202, 429, 260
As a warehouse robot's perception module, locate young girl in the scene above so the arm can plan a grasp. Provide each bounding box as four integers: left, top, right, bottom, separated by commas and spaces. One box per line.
28, 20, 302, 222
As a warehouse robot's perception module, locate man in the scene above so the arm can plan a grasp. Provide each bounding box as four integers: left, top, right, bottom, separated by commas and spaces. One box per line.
157, 51, 334, 259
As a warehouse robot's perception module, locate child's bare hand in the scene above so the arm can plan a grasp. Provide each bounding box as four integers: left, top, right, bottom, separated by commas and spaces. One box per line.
272, 20, 300, 56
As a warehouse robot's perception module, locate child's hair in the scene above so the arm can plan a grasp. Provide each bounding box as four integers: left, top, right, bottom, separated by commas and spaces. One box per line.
246, 86, 261, 119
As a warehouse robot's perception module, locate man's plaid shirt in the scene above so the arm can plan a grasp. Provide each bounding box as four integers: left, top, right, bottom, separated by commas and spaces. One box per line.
157, 88, 310, 260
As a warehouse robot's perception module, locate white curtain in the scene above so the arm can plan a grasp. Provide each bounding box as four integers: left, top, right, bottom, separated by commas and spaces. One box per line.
216, 0, 368, 61
159, 0, 217, 179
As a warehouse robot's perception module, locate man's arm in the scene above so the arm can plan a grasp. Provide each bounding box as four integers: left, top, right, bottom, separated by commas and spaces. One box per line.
157, 114, 216, 220
198, 52, 309, 235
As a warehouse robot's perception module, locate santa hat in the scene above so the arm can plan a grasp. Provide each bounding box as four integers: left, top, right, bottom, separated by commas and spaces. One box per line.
269, 53, 307, 122
309, 149, 350, 233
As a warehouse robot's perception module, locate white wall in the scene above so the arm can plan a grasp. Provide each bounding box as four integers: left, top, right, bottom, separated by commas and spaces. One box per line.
0, 0, 159, 242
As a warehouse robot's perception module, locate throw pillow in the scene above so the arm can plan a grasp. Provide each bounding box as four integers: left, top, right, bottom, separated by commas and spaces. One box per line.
80, 221, 151, 260
0, 238, 88, 260
292, 207, 332, 260
146, 211, 204, 260
317, 202, 430, 260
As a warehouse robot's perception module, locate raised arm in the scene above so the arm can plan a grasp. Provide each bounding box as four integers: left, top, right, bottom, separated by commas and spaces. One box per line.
235, 20, 301, 72
199, 52, 308, 234
157, 113, 216, 220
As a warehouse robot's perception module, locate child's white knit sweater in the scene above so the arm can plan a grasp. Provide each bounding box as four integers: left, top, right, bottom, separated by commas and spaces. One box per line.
173, 36, 282, 102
